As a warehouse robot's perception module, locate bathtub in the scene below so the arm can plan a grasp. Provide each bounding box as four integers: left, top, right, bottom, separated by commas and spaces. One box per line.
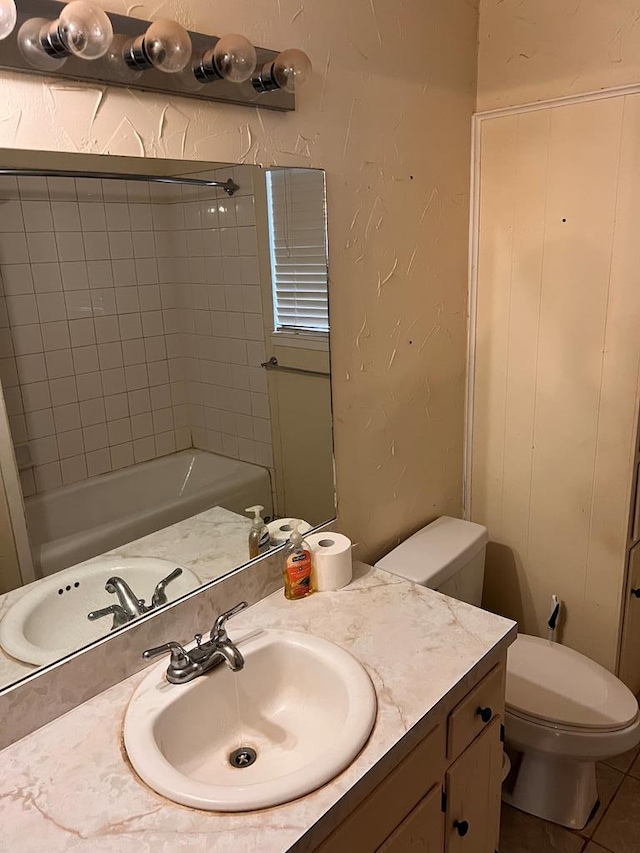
25, 450, 273, 577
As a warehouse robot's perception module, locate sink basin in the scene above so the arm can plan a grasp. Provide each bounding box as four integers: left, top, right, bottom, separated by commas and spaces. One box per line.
124, 628, 377, 811
0, 557, 201, 667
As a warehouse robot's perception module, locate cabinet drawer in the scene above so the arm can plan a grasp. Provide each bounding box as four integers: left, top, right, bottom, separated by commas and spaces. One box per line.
447, 663, 505, 761
317, 724, 445, 853
377, 783, 444, 853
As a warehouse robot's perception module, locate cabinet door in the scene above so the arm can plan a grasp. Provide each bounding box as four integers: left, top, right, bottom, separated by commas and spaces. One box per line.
377, 782, 444, 853
445, 718, 502, 853
618, 543, 640, 693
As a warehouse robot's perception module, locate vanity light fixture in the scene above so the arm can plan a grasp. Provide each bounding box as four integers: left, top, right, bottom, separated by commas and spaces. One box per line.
0, 0, 16, 40
252, 48, 312, 93
194, 33, 257, 84
1, 0, 306, 110
123, 18, 192, 74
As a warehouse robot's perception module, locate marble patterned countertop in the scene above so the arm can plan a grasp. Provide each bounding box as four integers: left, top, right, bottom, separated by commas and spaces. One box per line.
0, 564, 516, 852
0, 506, 252, 689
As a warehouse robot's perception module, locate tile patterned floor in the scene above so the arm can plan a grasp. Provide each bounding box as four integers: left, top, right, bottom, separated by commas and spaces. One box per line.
500, 745, 640, 853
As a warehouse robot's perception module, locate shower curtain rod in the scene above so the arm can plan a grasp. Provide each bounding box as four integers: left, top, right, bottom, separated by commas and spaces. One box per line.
0, 168, 239, 196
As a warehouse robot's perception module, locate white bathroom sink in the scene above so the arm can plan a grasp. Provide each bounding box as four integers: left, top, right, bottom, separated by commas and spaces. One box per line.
124, 628, 377, 811
0, 557, 201, 667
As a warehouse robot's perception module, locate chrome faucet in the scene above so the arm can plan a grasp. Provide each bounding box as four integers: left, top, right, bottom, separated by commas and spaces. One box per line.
142, 601, 248, 684
87, 568, 184, 629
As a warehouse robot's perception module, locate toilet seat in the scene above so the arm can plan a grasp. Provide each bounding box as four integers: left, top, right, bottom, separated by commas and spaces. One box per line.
506, 634, 637, 732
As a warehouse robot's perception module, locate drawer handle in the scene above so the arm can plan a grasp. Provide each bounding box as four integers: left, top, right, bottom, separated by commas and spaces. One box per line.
476, 705, 492, 723
632, 588, 640, 599
454, 820, 469, 837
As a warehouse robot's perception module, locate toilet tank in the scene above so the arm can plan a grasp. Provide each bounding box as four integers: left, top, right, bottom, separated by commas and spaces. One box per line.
374, 517, 488, 606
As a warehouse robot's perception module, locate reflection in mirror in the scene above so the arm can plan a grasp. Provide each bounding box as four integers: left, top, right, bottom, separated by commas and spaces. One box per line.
0, 153, 334, 692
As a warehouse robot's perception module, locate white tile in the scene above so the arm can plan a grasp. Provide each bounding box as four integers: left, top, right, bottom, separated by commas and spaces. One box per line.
19, 467, 36, 497
60, 261, 89, 291
0, 177, 19, 200
110, 441, 134, 469
79, 397, 105, 427
3, 386, 23, 415
231, 364, 251, 391
206, 258, 224, 286
26, 232, 57, 263
122, 338, 145, 366
7, 294, 38, 326
47, 177, 76, 201
36, 292, 66, 322
246, 340, 266, 367
0, 200, 24, 232
244, 313, 265, 341
133, 435, 155, 463
12, 324, 43, 355
204, 407, 221, 431
224, 285, 244, 312
251, 392, 270, 419
155, 430, 176, 456
32, 263, 62, 293
220, 228, 239, 257
79, 202, 106, 232
53, 402, 81, 432
16, 353, 46, 384
135, 258, 158, 285
104, 392, 129, 421
252, 417, 271, 444
144, 336, 166, 362
105, 202, 130, 232
98, 341, 123, 370
112, 258, 136, 286
72, 345, 99, 374
241, 285, 262, 314
34, 461, 62, 492
69, 318, 96, 348
50, 376, 78, 406
64, 290, 92, 320
83, 232, 110, 260
217, 199, 236, 228
220, 410, 236, 434
61, 454, 87, 485
0, 357, 18, 387
56, 232, 85, 262
94, 315, 119, 343
203, 229, 221, 258
234, 195, 255, 226
152, 407, 173, 433
86, 448, 112, 477
222, 257, 242, 285
128, 388, 150, 415
125, 363, 148, 391
108, 231, 133, 260
107, 416, 132, 445
148, 360, 169, 387
141, 310, 163, 336
240, 256, 260, 285
75, 178, 103, 202
150, 383, 171, 410
21, 380, 51, 412
254, 441, 273, 467
132, 231, 156, 259
41, 321, 70, 352
101, 367, 126, 396
0, 330, 13, 357
175, 425, 191, 450
87, 260, 113, 289
209, 286, 226, 312
130, 411, 153, 439
222, 432, 239, 458
57, 429, 84, 459
76, 371, 103, 401
51, 201, 81, 231
2, 264, 33, 295
91, 288, 117, 317
226, 312, 246, 339
25, 408, 55, 439
83, 422, 108, 451
249, 365, 268, 393
237, 227, 258, 257
237, 437, 256, 463
129, 204, 152, 231
186, 231, 204, 258
101, 179, 127, 202
138, 285, 161, 312
22, 200, 53, 231
119, 313, 142, 340
126, 182, 150, 204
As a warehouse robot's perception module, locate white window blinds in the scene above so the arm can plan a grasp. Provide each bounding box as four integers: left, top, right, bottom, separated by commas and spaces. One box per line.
266, 168, 329, 333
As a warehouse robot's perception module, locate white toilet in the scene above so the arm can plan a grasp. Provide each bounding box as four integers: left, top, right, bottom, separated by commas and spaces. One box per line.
375, 516, 640, 830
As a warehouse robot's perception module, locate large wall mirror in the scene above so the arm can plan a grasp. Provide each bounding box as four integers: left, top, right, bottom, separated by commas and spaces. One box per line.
0, 150, 334, 693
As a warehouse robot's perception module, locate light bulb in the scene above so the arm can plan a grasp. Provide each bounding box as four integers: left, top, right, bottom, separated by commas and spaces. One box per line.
39, 1, 113, 60
0, 0, 17, 40
104, 33, 143, 82
18, 18, 69, 70
212, 34, 257, 83
251, 47, 312, 94
125, 19, 192, 73
272, 49, 312, 93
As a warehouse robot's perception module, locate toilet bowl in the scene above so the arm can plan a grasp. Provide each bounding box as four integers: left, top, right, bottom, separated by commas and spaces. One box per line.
375, 516, 640, 830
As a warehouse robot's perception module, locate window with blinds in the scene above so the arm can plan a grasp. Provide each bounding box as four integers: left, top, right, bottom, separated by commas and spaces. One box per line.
266, 168, 329, 333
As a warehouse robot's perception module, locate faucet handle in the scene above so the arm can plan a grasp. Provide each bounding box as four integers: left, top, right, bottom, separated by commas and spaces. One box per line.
151, 567, 183, 608
210, 601, 248, 641
142, 641, 189, 667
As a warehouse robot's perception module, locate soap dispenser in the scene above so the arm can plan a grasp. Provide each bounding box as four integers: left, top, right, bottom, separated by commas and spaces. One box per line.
246, 505, 270, 558
283, 522, 313, 600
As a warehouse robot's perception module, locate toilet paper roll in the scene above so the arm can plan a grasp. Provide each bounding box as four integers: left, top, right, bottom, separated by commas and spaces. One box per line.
267, 518, 312, 545
307, 532, 353, 592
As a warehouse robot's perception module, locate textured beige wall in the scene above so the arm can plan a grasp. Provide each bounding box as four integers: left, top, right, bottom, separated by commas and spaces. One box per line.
0, 1, 478, 562
478, 0, 640, 110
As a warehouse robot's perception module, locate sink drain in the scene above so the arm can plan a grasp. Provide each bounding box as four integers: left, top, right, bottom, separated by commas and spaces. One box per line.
229, 746, 257, 768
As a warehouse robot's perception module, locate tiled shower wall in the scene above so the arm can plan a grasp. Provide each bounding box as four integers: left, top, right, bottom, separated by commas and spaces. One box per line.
0, 165, 272, 497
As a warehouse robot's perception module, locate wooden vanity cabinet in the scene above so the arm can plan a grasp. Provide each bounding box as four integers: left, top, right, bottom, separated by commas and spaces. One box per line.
316, 660, 505, 853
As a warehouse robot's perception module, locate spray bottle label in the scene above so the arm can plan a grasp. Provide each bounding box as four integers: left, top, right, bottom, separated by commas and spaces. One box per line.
285, 550, 313, 599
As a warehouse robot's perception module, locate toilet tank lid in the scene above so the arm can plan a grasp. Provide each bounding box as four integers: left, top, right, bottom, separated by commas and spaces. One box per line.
374, 517, 488, 588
